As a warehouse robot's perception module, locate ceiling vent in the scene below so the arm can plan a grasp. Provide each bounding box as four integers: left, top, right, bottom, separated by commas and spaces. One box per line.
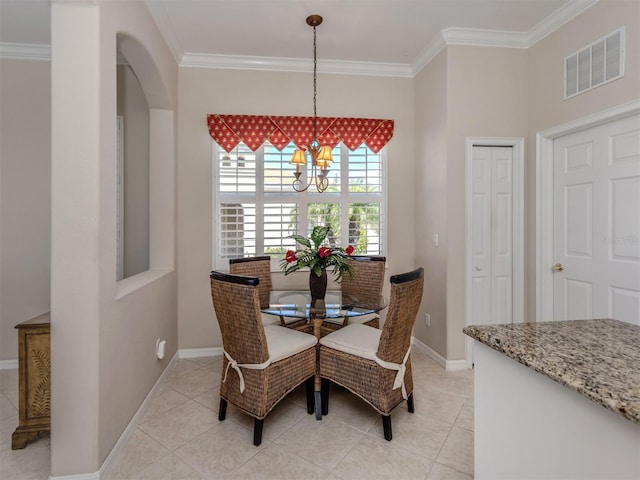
565, 28, 625, 99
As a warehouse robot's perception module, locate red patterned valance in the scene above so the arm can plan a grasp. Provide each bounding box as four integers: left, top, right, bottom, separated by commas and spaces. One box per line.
207, 114, 394, 154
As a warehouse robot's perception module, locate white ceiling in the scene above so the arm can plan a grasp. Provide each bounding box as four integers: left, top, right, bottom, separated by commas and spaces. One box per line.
0, 0, 598, 75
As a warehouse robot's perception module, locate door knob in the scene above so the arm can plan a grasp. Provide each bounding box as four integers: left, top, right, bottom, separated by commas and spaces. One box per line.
552, 263, 564, 272
475, 266, 482, 271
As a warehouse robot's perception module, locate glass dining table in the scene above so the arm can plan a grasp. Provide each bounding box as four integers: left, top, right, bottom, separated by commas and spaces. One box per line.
261, 290, 388, 419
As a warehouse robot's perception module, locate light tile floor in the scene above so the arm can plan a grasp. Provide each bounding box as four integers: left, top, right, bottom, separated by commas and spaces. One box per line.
0, 349, 474, 480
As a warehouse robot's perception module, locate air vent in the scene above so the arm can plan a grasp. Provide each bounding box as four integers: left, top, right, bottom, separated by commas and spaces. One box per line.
565, 28, 625, 99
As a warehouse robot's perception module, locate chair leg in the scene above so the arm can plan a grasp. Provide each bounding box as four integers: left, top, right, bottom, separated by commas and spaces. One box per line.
253, 419, 264, 446
305, 377, 315, 415
321, 378, 330, 415
382, 415, 392, 441
218, 398, 227, 421
407, 392, 415, 413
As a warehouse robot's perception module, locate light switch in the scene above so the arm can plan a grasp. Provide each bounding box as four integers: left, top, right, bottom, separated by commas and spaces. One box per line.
432, 234, 439, 247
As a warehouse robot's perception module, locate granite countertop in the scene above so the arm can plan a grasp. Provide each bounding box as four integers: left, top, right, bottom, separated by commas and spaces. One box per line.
463, 319, 640, 424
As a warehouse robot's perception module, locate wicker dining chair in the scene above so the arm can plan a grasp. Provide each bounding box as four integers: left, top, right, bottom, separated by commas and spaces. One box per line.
229, 256, 272, 308
323, 255, 387, 332
210, 271, 318, 446
229, 256, 280, 326
318, 267, 424, 440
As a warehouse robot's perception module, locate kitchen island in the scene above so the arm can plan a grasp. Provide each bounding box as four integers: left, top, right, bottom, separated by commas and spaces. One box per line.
463, 318, 640, 480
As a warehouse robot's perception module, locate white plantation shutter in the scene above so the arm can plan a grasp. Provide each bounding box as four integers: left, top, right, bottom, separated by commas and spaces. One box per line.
348, 145, 382, 193
213, 142, 385, 269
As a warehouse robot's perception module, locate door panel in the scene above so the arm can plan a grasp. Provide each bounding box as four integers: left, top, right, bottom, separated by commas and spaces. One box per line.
565, 279, 593, 320
494, 275, 512, 324
610, 286, 640, 324
565, 183, 592, 257
611, 177, 639, 260
553, 114, 640, 324
472, 146, 513, 325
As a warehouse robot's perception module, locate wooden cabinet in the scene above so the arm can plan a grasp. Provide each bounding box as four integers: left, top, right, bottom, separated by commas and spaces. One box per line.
11, 313, 50, 450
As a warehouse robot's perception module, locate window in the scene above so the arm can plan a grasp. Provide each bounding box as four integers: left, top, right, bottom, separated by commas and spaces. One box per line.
213, 142, 385, 269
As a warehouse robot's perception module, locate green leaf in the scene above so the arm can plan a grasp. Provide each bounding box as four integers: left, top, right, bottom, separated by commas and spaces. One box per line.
290, 234, 311, 249
310, 226, 329, 248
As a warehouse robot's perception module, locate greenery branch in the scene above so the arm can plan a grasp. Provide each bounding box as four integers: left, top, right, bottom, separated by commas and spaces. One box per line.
280, 225, 355, 281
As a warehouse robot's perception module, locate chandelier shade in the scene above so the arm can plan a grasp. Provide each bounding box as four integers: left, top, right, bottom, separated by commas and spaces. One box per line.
290, 149, 307, 171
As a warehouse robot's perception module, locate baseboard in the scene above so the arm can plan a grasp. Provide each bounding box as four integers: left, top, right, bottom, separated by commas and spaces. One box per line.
178, 346, 223, 358
411, 336, 469, 371
445, 359, 469, 371
48, 347, 224, 479
48, 351, 181, 480
95, 348, 223, 478
49, 472, 99, 480
0, 359, 18, 370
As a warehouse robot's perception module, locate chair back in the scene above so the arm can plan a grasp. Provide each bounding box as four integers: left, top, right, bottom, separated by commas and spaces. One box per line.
210, 271, 269, 365
342, 256, 386, 308
376, 267, 424, 364
229, 256, 272, 309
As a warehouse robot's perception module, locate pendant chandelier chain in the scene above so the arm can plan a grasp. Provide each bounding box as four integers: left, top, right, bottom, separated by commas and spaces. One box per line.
289, 14, 333, 193
312, 24, 318, 143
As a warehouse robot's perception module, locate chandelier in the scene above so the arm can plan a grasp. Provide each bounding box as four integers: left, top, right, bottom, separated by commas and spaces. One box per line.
290, 15, 334, 193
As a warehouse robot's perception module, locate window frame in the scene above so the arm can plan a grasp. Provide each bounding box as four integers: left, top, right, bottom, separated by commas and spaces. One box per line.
212, 142, 387, 271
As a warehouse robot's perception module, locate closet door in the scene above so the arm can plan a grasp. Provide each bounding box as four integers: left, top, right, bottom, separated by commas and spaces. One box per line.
471, 146, 514, 325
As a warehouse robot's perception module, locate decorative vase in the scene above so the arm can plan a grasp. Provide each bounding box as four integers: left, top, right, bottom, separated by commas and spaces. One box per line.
309, 269, 328, 303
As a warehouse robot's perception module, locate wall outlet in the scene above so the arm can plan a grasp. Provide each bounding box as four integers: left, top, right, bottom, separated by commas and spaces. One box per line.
156, 338, 166, 360
425, 313, 431, 327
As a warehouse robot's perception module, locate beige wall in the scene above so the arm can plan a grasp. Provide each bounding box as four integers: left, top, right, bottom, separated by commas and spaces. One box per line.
525, 0, 640, 321
0, 59, 51, 362
412, 0, 638, 360
414, 46, 529, 360
117, 64, 151, 278
446, 46, 529, 359
50, 0, 178, 476
177, 68, 416, 349
413, 50, 449, 357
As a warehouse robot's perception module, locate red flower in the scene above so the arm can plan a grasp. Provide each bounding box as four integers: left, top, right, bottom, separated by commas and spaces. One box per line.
318, 246, 331, 258
345, 245, 354, 256
285, 250, 297, 263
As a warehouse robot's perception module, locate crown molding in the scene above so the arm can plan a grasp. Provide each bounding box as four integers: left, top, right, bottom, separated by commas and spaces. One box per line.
441, 27, 529, 48
2, 0, 599, 76
527, 0, 599, 45
181, 53, 413, 77
0, 41, 129, 65
180, 0, 598, 77
410, 0, 599, 75
438, 0, 600, 49
0, 42, 50, 61
411, 33, 447, 76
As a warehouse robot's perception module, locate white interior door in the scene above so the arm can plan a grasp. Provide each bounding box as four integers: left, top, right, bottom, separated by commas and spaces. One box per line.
471, 146, 514, 325
553, 114, 640, 324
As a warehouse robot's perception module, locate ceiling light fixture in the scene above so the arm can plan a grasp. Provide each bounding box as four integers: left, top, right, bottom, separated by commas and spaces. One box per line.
290, 14, 333, 193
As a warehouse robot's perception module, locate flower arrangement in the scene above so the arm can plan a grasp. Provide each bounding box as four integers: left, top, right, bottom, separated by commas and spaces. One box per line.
280, 225, 355, 281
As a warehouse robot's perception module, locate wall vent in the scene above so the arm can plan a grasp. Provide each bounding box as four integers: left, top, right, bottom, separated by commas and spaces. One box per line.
564, 28, 625, 99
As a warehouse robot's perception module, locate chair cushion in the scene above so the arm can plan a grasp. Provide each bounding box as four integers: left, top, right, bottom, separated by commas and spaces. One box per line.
319, 323, 381, 361
261, 313, 281, 326
323, 313, 379, 326
347, 313, 379, 324
280, 316, 306, 326
263, 324, 317, 363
